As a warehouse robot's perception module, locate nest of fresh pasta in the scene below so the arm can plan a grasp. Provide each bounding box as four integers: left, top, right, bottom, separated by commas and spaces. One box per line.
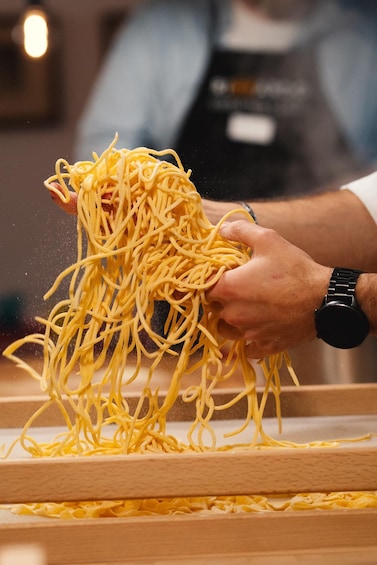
3, 136, 297, 457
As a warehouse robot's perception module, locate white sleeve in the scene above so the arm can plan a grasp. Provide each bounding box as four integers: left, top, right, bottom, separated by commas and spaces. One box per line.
341, 171, 377, 224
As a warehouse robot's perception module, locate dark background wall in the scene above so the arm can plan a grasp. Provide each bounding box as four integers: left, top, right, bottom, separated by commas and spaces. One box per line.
0, 0, 141, 329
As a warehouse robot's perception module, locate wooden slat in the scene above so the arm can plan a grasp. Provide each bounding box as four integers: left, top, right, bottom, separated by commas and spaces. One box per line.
0, 446, 376, 504
1, 383, 377, 428
0, 511, 377, 563
0, 544, 46, 565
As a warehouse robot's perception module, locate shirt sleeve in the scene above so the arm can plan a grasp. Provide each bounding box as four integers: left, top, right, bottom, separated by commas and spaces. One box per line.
74, 0, 215, 161
341, 171, 377, 224
74, 4, 163, 160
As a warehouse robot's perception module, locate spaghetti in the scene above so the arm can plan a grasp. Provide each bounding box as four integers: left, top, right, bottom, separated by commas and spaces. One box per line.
3, 136, 296, 459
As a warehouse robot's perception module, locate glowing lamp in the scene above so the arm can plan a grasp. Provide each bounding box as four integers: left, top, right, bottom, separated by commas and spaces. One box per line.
23, 5, 49, 58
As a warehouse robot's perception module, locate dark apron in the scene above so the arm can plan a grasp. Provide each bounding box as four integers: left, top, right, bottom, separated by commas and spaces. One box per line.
151, 42, 362, 346
175, 46, 360, 200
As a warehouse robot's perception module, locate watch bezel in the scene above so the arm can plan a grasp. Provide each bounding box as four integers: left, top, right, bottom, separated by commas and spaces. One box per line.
315, 298, 369, 349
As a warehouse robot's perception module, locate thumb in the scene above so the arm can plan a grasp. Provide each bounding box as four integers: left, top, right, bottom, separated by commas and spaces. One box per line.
219, 219, 263, 248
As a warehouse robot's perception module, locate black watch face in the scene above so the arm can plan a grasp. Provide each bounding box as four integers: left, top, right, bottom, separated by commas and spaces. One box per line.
315, 302, 369, 349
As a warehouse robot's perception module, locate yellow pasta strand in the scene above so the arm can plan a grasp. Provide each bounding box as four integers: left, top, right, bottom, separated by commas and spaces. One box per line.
3, 136, 295, 459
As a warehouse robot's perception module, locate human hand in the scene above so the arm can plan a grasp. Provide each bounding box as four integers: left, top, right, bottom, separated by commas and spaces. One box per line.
48, 182, 78, 215
206, 220, 331, 358
202, 198, 247, 225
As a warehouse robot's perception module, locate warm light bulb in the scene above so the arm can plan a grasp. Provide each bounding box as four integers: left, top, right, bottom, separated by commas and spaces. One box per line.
23, 8, 49, 58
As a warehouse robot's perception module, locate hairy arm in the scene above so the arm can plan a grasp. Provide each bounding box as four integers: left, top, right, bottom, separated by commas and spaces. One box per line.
203, 189, 377, 272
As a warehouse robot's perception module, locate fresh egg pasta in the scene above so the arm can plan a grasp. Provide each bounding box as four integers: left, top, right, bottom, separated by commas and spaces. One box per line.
3, 135, 297, 459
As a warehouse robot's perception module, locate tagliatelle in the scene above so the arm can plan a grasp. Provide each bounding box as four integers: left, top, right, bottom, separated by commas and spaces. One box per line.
8, 491, 377, 520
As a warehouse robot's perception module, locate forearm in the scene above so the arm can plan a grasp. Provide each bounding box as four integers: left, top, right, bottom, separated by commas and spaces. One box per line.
252, 190, 377, 272
204, 190, 377, 272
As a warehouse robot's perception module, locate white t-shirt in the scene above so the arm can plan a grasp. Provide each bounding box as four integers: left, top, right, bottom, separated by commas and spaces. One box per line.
342, 171, 377, 224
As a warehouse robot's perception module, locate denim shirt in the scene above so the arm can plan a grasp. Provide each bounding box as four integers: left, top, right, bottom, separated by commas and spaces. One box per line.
75, 0, 377, 172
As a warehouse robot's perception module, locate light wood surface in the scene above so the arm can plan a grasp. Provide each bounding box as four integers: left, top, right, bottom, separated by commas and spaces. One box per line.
1, 382, 377, 428
1, 444, 377, 504
0, 544, 46, 565
1, 385, 377, 503
0, 511, 377, 564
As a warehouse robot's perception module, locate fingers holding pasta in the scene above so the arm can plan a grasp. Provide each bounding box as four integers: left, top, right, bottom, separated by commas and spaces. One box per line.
206, 220, 331, 357
48, 182, 78, 215
48, 182, 115, 218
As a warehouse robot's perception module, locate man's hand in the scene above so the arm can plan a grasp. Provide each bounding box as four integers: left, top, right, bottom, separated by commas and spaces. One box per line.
49, 182, 78, 215
206, 220, 331, 358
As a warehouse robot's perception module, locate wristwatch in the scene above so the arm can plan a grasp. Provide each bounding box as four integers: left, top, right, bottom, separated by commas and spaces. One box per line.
314, 267, 369, 349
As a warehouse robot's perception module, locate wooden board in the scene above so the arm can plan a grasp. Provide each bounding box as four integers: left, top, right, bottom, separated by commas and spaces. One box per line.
0, 511, 377, 564
0, 385, 377, 502
1, 383, 377, 428
1, 445, 377, 504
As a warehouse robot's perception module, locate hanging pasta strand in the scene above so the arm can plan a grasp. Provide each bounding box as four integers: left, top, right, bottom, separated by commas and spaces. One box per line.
3, 136, 296, 457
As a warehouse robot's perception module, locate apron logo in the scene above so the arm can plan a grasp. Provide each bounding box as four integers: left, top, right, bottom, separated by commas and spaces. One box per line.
209, 75, 309, 115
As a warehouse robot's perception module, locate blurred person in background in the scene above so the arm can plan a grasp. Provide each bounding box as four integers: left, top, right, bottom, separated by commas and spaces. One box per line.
76, 0, 377, 204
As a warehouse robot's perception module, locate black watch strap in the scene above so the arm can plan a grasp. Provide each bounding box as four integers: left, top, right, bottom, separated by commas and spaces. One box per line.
326, 267, 363, 305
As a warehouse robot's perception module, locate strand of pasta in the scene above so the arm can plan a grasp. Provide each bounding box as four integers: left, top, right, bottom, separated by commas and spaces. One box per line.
5, 138, 293, 458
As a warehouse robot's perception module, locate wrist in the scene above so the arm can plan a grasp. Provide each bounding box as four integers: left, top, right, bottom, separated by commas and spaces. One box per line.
237, 201, 258, 223
356, 273, 376, 335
